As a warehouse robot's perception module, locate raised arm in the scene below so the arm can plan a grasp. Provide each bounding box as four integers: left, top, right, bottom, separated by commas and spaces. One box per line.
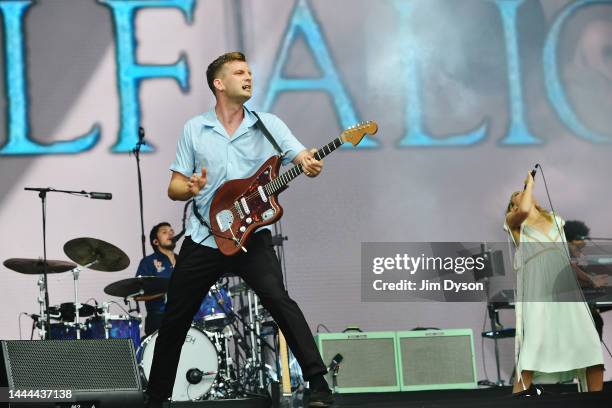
505, 172, 535, 229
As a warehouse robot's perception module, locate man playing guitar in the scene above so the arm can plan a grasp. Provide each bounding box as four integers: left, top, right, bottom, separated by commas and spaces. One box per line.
144, 52, 332, 408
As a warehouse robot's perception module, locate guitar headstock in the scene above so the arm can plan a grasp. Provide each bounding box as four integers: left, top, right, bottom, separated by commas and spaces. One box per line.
340, 121, 378, 146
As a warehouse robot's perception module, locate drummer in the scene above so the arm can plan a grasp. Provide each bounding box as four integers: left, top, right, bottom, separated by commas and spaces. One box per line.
137, 222, 232, 336
136, 222, 178, 336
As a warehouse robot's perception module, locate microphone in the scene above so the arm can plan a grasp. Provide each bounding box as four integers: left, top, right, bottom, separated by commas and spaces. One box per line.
523, 164, 539, 190
89, 192, 112, 200
24, 313, 40, 321
171, 231, 185, 244
138, 127, 146, 144
328, 353, 343, 372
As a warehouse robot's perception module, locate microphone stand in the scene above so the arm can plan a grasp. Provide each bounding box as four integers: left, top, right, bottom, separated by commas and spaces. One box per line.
23, 187, 105, 339
133, 127, 147, 258
331, 363, 340, 393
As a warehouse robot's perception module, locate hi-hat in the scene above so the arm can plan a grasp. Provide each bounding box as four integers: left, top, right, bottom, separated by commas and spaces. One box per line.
104, 276, 169, 298
63, 237, 130, 272
3, 258, 76, 275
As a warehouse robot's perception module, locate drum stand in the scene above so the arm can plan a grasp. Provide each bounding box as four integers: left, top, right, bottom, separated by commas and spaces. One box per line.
206, 284, 260, 397
208, 282, 276, 397
70, 266, 84, 339
100, 302, 112, 339
246, 289, 265, 390
36, 274, 48, 340
68, 260, 98, 339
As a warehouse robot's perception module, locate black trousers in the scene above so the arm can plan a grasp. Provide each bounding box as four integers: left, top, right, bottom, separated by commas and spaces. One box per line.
146, 231, 327, 400
144, 311, 164, 337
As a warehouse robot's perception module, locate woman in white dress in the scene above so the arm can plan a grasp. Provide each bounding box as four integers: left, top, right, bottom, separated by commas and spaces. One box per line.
504, 171, 604, 393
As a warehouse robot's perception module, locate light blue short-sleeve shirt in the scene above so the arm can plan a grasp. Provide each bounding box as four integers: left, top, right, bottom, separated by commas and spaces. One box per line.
170, 108, 306, 248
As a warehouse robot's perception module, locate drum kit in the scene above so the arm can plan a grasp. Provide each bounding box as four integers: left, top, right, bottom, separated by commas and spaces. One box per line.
4, 237, 143, 345
4, 238, 294, 402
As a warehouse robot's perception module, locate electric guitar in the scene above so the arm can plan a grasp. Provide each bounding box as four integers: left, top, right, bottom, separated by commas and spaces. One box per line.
209, 121, 378, 256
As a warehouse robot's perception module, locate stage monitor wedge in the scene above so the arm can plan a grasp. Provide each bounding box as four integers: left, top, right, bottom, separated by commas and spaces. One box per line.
0, 338, 143, 407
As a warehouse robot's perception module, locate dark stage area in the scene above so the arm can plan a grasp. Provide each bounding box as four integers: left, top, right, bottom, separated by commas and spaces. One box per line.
166, 383, 612, 408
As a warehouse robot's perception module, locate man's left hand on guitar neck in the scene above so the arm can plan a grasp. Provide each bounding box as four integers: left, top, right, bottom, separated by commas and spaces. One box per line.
294, 148, 323, 178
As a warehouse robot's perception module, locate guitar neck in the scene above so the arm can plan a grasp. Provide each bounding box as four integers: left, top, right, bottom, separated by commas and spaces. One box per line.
265, 137, 343, 195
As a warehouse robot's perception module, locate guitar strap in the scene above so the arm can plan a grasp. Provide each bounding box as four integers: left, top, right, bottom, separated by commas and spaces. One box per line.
192, 203, 213, 244
190, 110, 284, 244
252, 111, 284, 156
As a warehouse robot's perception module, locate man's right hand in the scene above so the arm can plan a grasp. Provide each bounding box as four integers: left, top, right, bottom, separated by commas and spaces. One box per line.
187, 168, 207, 197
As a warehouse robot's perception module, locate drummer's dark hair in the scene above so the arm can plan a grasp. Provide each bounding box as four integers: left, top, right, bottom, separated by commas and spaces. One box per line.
150, 222, 171, 250
564, 220, 590, 242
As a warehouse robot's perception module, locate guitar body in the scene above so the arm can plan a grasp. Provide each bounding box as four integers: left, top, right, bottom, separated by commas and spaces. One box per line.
210, 156, 284, 256
209, 120, 377, 256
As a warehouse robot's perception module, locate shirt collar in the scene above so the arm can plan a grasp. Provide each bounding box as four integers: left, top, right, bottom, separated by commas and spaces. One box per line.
200, 107, 258, 129
152, 250, 175, 263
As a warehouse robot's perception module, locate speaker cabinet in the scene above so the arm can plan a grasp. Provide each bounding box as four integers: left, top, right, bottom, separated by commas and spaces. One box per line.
396, 329, 477, 391
315, 332, 400, 393
0, 339, 143, 407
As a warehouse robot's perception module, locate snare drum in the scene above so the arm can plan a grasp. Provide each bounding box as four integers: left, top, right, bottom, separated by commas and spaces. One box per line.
194, 287, 233, 331
84, 315, 141, 349
139, 326, 219, 401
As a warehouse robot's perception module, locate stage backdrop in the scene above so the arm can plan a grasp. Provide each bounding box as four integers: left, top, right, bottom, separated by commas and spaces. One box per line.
1, 0, 611, 381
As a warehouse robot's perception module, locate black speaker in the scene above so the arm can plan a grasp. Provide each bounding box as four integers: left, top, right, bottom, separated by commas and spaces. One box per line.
0, 339, 143, 407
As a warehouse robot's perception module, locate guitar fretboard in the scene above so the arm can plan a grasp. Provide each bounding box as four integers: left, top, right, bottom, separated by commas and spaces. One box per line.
264, 137, 343, 196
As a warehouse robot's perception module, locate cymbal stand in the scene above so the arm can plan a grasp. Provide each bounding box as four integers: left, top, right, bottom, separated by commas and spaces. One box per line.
123, 290, 142, 315
71, 260, 98, 339
36, 274, 47, 340
100, 302, 111, 339
25, 187, 52, 339
70, 266, 83, 339
25, 186, 110, 338
124, 295, 143, 331
246, 290, 260, 388
252, 293, 265, 389
242, 289, 273, 392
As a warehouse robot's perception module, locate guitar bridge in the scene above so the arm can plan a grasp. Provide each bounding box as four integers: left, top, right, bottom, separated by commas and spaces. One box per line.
215, 210, 234, 232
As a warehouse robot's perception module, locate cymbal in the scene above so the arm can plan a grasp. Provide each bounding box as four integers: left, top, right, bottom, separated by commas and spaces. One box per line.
49, 302, 96, 320
63, 237, 130, 272
104, 276, 169, 298
3, 258, 76, 275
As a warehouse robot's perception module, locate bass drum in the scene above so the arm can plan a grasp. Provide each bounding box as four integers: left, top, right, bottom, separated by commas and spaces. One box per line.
139, 326, 219, 401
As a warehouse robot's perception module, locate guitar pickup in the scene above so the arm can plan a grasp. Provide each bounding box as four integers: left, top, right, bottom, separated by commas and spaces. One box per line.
234, 202, 244, 219
257, 186, 268, 202
240, 197, 250, 215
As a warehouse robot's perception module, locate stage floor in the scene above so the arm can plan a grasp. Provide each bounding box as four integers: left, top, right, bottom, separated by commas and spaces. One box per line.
168, 382, 612, 408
